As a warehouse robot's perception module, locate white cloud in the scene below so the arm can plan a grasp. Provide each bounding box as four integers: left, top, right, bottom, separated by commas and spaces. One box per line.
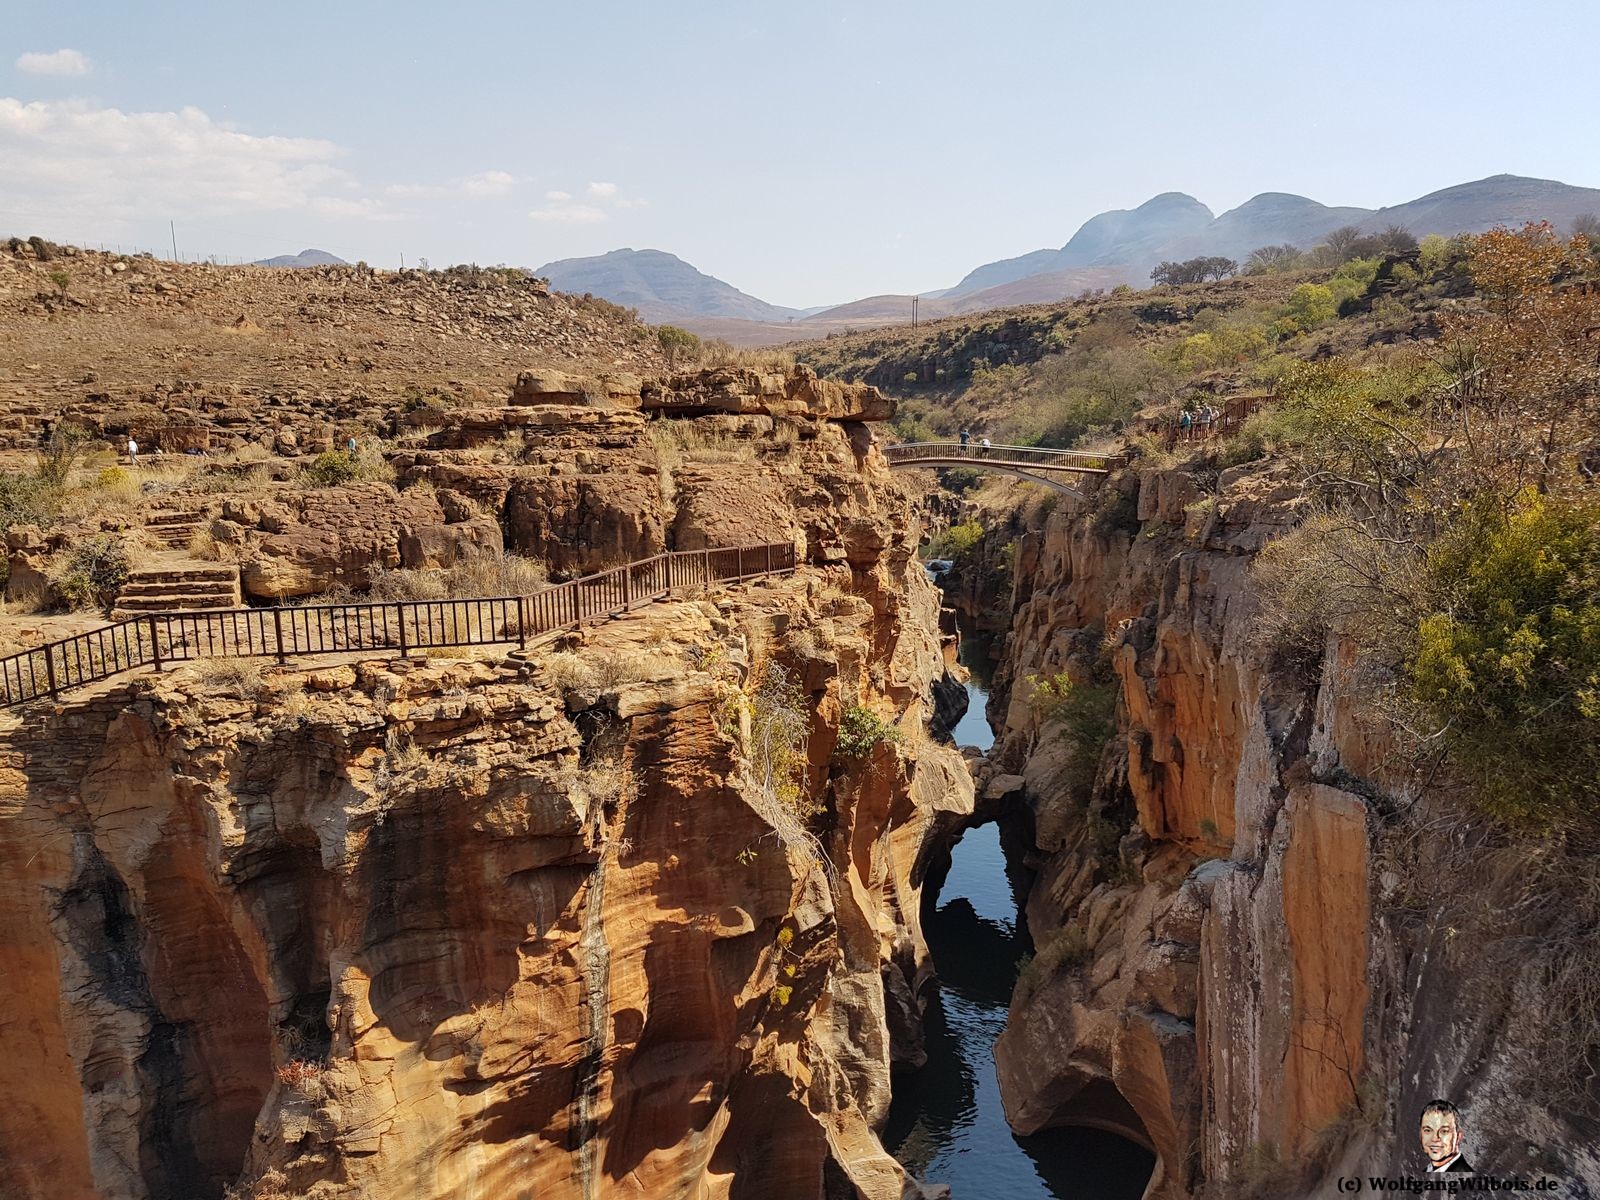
0, 97, 397, 222
586, 181, 618, 198
544, 189, 572, 202
528, 203, 606, 224
461, 170, 514, 197
16, 49, 91, 77
386, 169, 516, 200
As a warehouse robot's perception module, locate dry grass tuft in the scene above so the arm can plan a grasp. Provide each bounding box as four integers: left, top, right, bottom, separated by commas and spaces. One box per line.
193, 656, 267, 700
366, 551, 548, 601
647, 421, 761, 466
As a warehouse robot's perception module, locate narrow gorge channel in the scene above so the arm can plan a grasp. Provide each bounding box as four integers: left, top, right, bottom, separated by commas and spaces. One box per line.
886, 625, 1155, 1199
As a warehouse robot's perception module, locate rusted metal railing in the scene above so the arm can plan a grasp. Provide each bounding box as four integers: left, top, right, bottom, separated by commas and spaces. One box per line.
0, 542, 796, 708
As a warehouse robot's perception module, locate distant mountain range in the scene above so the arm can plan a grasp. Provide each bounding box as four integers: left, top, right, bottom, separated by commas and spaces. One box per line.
254, 248, 347, 268
532, 248, 808, 324
530, 174, 1600, 344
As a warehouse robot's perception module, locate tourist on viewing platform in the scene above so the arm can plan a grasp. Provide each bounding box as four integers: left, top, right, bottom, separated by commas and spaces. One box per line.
980, 436, 992, 452
959, 428, 970, 448
1178, 409, 1193, 442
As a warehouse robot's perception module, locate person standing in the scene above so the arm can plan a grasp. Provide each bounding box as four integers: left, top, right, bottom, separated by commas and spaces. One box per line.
127, 435, 139, 467
959, 429, 971, 449
1178, 410, 1193, 442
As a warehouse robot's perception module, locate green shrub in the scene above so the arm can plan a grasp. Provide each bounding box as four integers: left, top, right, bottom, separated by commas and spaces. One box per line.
0, 472, 57, 530
833, 705, 904, 762
51, 534, 131, 610
1030, 668, 1119, 804
656, 325, 701, 365
931, 519, 983, 561
1407, 491, 1600, 830
300, 448, 393, 487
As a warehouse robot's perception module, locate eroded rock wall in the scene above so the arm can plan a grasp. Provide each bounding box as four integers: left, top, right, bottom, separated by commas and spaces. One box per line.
985, 461, 1600, 1197
0, 439, 973, 1199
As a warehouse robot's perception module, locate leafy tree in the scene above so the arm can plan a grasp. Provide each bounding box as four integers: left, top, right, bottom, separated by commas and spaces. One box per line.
47, 270, 70, 299
1409, 491, 1600, 829
656, 324, 700, 366
1150, 256, 1238, 286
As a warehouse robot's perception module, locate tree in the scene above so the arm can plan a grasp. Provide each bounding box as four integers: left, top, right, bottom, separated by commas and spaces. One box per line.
1150, 256, 1238, 286
1377, 225, 1418, 254
1322, 225, 1365, 262
656, 325, 701, 366
1246, 244, 1302, 274
47, 270, 70, 299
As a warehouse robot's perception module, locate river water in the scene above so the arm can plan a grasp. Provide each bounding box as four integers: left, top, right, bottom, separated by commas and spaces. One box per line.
883, 631, 1155, 1199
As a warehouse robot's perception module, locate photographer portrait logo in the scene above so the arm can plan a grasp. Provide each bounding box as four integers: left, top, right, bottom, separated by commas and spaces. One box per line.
1332, 1098, 1565, 1193
1419, 1099, 1472, 1174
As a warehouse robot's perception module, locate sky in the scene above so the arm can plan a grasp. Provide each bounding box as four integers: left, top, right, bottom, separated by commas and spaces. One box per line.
4, 1, 1599, 309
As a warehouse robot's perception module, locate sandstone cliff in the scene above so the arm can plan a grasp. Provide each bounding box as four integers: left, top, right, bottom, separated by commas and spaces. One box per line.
0, 422, 973, 1198
979, 462, 1600, 1197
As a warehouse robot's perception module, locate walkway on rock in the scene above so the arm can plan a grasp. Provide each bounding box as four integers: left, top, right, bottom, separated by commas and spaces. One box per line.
883, 442, 1127, 496
0, 542, 796, 708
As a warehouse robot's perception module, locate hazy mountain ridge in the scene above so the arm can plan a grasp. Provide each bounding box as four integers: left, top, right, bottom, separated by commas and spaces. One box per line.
254, 248, 348, 268
532, 248, 803, 324
531, 174, 1600, 344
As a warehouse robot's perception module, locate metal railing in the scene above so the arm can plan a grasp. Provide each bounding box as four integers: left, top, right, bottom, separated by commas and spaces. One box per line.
884, 442, 1128, 473
0, 542, 796, 708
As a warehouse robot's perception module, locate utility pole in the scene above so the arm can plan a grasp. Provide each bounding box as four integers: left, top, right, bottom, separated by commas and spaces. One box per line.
911, 296, 919, 328
170, 220, 178, 262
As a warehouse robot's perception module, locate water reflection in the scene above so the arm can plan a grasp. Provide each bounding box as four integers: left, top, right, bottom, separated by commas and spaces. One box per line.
884, 637, 1154, 1198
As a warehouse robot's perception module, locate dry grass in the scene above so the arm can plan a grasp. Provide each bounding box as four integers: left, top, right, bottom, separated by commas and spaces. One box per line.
187, 528, 222, 561
647, 420, 762, 467
365, 551, 548, 601
696, 340, 796, 371
542, 647, 672, 693
192, 656, 267, 700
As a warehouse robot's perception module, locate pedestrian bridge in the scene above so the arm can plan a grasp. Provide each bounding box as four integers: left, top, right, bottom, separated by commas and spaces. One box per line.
882, 442, 1127, 496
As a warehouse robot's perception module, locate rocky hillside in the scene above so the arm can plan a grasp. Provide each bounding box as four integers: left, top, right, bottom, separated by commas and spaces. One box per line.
0, 240, 666, 449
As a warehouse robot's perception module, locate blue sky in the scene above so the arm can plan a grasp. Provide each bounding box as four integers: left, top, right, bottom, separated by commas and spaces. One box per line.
4, 1, 1598, 307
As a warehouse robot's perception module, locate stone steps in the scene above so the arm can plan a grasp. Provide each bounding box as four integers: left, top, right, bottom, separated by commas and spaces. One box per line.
145, 512, 206, 549
111, 561, 242, 620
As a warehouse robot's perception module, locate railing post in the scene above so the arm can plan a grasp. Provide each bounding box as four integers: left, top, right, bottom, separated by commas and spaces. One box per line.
43, 647, 57, 699
396, 604, 408, 656
272, 607, 287, 665
703, 547, 711, 585
149, 615, 163, 671
518, 596, 528, 649
622, 564, 633, 610
765, 543, 773, 575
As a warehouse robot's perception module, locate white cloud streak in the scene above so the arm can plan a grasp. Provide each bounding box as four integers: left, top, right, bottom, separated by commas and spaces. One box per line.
528, 204, 606, 224
586, 181, 617, 198
0, 97, 398, 223
16, 49, 91, 77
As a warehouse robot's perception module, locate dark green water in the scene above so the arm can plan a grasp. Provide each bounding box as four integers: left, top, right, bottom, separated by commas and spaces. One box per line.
883, 639, 1154, 1198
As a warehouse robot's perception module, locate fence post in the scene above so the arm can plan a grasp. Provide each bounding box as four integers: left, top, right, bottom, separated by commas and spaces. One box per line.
703, 547, 711, 586
272, 607, 287, 665
396, 604, 408, 656
518, 596, 528, 649
44, 647, 57, 699
149, 615, 163, 671
622, 564, 633, 610
765, 543, 773, 575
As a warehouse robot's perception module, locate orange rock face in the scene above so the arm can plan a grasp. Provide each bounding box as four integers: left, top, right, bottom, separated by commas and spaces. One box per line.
0, 483, 969, 1200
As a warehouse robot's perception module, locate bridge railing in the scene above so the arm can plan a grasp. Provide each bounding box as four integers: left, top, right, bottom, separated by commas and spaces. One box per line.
884, 442, 1128, 473
0, 542, 797, 709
